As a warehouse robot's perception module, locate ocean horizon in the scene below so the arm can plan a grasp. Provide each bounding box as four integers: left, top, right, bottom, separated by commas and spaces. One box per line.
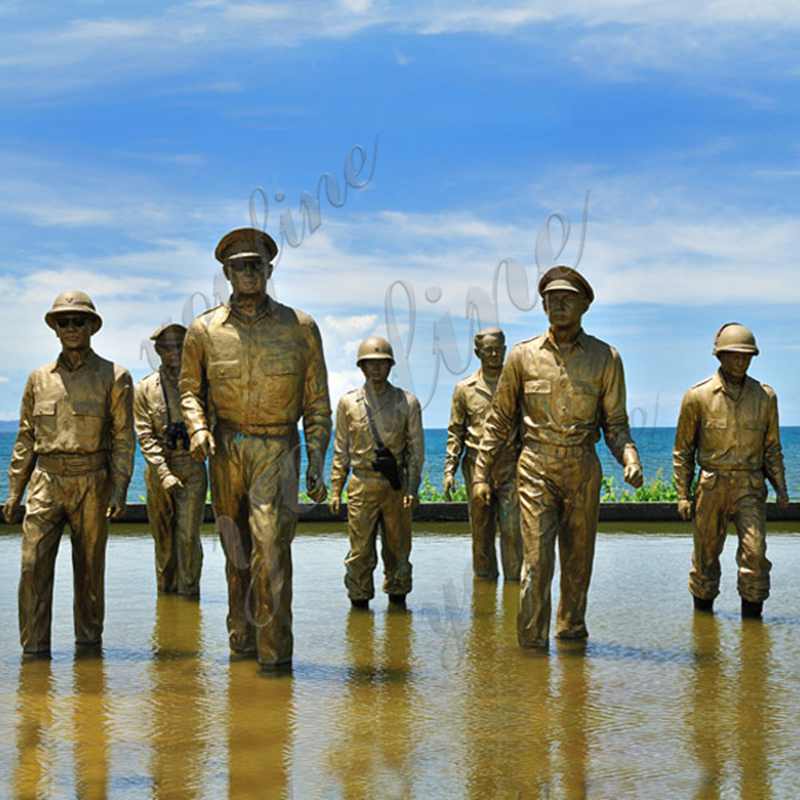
1, 427, 799, 501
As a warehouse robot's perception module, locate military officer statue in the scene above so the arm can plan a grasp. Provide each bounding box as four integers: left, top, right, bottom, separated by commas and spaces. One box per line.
444, 327, 522, 581
180, 228, 331, 671
674, 323, 789, 618
4, 291, 135, 655
134, 323, 207, 596
329, 336, 424, 609
474, 266, 643, 650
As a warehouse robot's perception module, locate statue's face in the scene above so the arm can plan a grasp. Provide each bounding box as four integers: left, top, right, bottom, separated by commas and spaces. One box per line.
54, 314, 93, 350
155, 332, 185, 371
360, 359, 392, 384
225, 257, 270, 296
475, 334, 506, 371
717, 351, 753, 380
543, 289, 587, 329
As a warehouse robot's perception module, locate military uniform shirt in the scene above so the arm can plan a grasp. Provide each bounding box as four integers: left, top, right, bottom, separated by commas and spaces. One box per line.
8, 349, 134, 499
673, 370, 786, 500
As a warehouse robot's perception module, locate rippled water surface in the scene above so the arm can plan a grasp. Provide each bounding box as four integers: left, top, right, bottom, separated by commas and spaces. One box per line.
2, 528, 800, 798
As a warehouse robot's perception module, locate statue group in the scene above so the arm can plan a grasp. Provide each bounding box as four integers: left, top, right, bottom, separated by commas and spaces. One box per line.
4, 228, 790, 671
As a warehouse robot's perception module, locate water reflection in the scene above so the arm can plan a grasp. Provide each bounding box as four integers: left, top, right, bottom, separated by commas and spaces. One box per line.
14, 658, 56, 798
227, 648, 295, 797
327, 609, 415, 798
72, 651, 110, 799
556, 643, 590, 799
149, 596, 208, 799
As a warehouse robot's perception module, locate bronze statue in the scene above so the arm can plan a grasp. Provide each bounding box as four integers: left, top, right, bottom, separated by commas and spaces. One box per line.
444, 327, 522, 581
474, 266, 643, 649
329, 336, 424, 608
134, 323, 206, 596
180, 228, 331, 670
4, 291, 134, 655
673, 323, 789, 618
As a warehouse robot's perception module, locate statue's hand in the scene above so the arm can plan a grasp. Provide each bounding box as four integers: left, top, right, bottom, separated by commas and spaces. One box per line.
403, 493, 418, 510
190, 430, 215, 462
473, 482, 492, 507
443, 474, 455, 501
161, 473, 183, 493
329, 494, 342, 515
777, 491, 790, 509
624, 462, 644, 489
106, 488, 127, 520
3, 496, 23, 524
306, 462, 327, 504
677, 499, 693, 521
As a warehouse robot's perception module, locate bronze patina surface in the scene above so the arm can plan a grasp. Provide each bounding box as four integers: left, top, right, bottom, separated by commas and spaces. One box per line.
135, 324, 206, 596
5, 291, 134, 653
474, 266, 643, 649
330, 336, 424, 606
180, 228, 331, 669
444, 327, 522, 581
674, 322, 789, 617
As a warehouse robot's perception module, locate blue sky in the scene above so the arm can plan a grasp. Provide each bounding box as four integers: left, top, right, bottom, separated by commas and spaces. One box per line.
1, 1, 800, 429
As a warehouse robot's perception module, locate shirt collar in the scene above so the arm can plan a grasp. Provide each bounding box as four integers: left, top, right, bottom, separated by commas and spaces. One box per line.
713, 368, 751, 398
541, 328, 586, 353
53, 348, 95, 372
224, 293, 275, 322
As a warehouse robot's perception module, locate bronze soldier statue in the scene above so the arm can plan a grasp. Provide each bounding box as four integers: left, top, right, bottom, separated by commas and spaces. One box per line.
134, 323, 207, 596
4, 291, 134, 655
474, 266, 643, 649
444, 327, 522, 581
674, 323, 789, 618
180, 228, 331, 670
329, 336, 424, 609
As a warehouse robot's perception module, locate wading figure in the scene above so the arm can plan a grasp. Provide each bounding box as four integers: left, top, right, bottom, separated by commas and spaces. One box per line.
134, 323, 207, 596
4, 291, 134, 655
474, 266, 643, 649
180, 228, 331, 671
444, 327, 522, 581
674, 323, 788, 619
329, 336, 424, 609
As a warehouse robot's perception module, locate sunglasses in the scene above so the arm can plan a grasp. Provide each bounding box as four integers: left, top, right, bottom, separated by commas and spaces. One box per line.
229, 260, 265, 273
56, 316, 89, 329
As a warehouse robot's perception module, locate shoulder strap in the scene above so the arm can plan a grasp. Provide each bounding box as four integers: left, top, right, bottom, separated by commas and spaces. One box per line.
363, 389, 386, 449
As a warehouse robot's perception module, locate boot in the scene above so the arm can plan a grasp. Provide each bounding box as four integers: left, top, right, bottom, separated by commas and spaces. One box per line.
388, 594, 407, 608
350, 598, 369, 610
741, 599, 763, 619
692, 595, 714, 612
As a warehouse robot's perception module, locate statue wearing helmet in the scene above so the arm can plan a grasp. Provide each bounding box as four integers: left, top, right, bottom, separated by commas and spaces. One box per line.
329, 335, 424, 608
674, 322, 789, 618
4, 291, 135, 655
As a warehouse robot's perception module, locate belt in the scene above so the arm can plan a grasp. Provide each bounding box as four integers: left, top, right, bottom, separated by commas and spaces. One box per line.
216, 419, 296, 438
37, 452, 108, 476
525, 440, 593, 458
699, 466, 763, 476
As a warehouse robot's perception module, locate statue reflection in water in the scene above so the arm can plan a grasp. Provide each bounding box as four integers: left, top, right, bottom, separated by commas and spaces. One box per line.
688, 615, 774, 798
465, 578, 590, 799
327, 607, 415, 798
149, 594, 208, 799
14, 653, 110, 798
226, 630, 295, 797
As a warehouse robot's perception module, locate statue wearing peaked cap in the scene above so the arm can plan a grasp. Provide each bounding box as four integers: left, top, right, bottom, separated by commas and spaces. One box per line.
179, 227, 331, 671
135, 322, 207, 596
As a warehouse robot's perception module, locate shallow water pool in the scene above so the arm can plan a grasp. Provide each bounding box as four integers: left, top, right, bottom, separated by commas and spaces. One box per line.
1, 528, 799, 799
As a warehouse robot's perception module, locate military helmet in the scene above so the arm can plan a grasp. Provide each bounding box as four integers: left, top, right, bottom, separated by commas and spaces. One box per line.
45, 290, 102, 333
713, 322, 759, 356
150, 322, 187, 342
356, 336, 395, 366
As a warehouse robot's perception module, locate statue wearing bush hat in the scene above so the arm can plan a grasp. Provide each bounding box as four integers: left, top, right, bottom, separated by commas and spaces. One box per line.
674, 322, 789, 619
4, 290, 135, 655
134, 322, 207, 596
473, 265, 643, 649
180, 227, 331, 671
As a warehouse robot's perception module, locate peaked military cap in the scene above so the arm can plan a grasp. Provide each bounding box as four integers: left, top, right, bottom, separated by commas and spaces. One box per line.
215, 227, 278, 264
538, 265, 595, 304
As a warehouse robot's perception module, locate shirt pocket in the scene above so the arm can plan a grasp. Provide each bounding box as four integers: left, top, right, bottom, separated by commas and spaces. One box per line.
33, 399, 57, 435
571, 380, 599, 422
523, 378, 552, 420
208, 360, 241, 381
207, 360, 242, 415
71, 400, 107, 444
257, 354, 301, 415
701, 418, 728, 450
